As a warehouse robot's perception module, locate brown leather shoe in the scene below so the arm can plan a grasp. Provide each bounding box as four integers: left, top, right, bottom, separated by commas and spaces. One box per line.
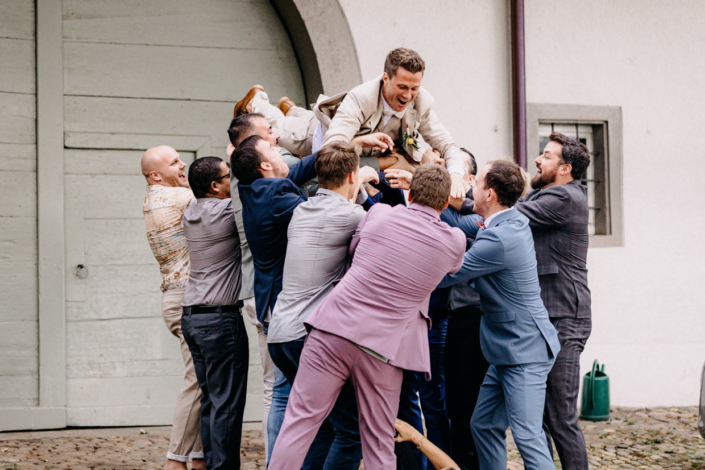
278, 97, 296, 116
234, 85, 264, 117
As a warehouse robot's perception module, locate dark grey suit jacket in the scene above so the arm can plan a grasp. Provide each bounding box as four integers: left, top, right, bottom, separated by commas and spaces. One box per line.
460, 181, 591, 318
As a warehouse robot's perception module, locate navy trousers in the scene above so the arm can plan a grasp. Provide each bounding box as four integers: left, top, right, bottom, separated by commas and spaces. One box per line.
269, 338, 362, 470
444, 306, 489, 470
182, 310, 249, 470
397, 308, 451, 470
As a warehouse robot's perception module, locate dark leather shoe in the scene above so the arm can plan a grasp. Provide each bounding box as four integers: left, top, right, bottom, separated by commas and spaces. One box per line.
278, 97, 296, 116
234, 85, 264, 117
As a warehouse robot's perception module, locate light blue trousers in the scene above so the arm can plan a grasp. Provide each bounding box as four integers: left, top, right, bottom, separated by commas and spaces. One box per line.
471, 359, 556, 470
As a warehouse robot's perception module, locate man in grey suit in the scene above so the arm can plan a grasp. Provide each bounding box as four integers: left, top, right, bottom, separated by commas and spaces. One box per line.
518, 132, 592, 470
439, 160, 561, 470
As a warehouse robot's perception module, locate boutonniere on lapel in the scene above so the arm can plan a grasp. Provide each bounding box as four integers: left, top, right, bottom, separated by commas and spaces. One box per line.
403, 126, 419, 151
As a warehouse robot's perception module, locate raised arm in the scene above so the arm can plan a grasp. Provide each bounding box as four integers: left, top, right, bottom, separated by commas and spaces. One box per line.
287, 153, 317, 187
395, 420, 459, 470
417, 108, 463, 174
441, 208, 481, 239
416, 108, 466, 198
438, 230, 505, 288
515, 187, 570, 230
321, 92, 365, 147
271, 182, 308, 224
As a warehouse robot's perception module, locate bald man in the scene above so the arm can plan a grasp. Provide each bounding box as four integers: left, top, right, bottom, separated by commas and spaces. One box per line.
141, 146, 205, 470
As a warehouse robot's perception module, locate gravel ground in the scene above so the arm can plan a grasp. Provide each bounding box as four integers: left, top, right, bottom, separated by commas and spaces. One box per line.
1, 407, 702, 469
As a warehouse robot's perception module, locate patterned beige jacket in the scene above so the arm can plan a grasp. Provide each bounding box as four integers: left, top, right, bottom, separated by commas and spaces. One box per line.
143, 185, 196, 292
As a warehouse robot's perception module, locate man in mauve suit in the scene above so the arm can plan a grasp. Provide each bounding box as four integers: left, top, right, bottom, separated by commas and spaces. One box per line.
439, 160, 561, 470
268, 165, 466, 470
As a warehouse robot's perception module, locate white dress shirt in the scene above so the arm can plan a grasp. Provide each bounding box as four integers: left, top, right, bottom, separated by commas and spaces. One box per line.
482, 207, 513, 228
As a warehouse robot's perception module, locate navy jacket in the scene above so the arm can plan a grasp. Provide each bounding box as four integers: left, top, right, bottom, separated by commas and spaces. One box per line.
238, 153, 317, 325
439, 208, 560, 366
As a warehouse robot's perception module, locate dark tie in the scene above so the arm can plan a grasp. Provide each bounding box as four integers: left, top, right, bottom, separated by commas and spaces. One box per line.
476, 220, 486, 231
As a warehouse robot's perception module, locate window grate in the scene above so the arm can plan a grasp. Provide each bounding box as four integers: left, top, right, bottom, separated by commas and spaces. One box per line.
538, 123, 609, 236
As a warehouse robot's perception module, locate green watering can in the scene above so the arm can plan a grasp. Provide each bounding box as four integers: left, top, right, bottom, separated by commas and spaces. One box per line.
579, 359, 610, 421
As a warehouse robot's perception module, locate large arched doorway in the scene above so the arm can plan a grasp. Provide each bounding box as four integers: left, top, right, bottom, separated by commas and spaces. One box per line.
61, 0, 308, 427
0, 0, 362, 432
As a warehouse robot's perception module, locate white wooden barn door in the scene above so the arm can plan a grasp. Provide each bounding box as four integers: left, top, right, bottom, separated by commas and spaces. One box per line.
61, 0, 306, 427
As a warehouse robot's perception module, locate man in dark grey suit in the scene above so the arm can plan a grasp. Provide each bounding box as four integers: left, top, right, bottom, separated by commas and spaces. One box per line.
516, 132, 592, 470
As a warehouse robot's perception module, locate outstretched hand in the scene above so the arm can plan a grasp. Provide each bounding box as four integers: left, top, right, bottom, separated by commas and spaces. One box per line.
394, 419, 422, 443
384, 168, 413, 190
450, 173, 465, 198
359, 166, 380, 185
352, 132, 395, 151
422, 149, 444, 166
448, 195, 465, 212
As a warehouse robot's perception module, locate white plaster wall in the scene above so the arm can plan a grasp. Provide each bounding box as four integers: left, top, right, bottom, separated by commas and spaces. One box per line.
337, 0, 513, 167
524, 0, 705, 407
339, 0, 705, 406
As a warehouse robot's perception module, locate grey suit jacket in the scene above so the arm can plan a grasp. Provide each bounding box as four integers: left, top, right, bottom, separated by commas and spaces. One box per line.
267, 190, 366, 343
516, 180, 591, 319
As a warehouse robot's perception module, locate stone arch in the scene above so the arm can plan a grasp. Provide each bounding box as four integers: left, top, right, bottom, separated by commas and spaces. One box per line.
270, 0, 362, 104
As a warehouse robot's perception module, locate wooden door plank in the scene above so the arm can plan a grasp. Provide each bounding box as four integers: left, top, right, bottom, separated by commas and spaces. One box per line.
0, 172, 36, 217
0, 320, 38, 407
65, 264, 161, 322
0, 217, 37, 323
65, 96, 233, 147
0, 93, 35, 145
0, 38, 35, 95
0, 0, 35, 40
64, 42, 304, 102
62, 0, 285, 50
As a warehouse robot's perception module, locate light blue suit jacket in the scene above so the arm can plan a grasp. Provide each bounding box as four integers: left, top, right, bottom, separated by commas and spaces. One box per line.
439, 207, 560, 366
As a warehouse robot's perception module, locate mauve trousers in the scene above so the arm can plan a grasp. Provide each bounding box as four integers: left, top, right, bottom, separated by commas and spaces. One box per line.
268, 328, 403, 470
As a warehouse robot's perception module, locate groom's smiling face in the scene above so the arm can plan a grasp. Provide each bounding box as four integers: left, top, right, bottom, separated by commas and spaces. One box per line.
382, 67, 423, 112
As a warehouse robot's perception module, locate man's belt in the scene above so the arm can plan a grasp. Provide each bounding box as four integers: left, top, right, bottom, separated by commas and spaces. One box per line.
183, 302, 243, 315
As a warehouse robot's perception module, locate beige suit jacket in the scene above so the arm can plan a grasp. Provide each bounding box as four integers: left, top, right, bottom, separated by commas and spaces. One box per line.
318, 75, 465, 174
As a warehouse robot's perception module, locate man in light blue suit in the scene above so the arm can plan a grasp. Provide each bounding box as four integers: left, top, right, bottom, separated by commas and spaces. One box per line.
438, 160, 561, 470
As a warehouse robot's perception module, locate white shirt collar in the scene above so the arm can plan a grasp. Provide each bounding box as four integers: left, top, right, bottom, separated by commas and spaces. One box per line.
382, 95, 406, 124
483, 207, 513, 228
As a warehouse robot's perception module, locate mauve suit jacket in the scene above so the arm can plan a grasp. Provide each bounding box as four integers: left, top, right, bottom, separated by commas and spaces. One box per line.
305, 203, 466, 378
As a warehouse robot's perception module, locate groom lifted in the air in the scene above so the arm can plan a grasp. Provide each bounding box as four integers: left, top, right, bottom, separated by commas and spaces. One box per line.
234, 47, 468, 197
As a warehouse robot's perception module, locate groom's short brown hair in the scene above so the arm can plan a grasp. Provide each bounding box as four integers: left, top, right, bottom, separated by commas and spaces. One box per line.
385, 48, 425, 78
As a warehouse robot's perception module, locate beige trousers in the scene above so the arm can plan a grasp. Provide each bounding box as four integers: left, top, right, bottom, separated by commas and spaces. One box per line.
242, 296, 275, 456
161, 288, 204, 462
252, 91, 317, 157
